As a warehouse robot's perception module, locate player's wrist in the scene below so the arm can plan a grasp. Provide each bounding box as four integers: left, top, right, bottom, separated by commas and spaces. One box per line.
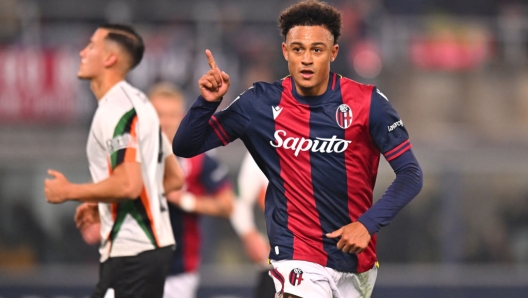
198, 95, 223, 103
179, 193, 197, 212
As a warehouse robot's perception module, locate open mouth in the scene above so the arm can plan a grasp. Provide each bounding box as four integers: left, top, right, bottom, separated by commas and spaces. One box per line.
300, 70, 314, 79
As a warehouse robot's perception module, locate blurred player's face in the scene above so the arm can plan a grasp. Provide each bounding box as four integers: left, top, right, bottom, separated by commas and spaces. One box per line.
282, 26, 338, 96
151, 95, 185, 142
78, 29, 109, 80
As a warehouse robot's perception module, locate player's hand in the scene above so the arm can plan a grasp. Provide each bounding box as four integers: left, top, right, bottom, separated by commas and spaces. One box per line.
242, 229, 270, 265
75, 203, 101, 245
44, 169, 71, 204
81, 222, 101, 245
326, 221, 371, 254
198, 49, 230, 102
75, 202, 100, 230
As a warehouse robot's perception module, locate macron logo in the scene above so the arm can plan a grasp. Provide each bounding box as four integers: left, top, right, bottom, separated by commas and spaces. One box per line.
272, 106, 283, 120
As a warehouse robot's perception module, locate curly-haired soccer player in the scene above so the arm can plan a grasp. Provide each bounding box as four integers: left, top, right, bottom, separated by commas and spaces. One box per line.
172, 1, 423, 297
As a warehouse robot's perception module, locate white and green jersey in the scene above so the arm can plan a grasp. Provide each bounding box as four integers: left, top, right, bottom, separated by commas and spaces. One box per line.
86, 81, 175, 262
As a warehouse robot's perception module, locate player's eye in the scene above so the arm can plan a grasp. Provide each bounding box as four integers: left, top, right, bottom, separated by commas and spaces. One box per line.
313, 48, 322, 53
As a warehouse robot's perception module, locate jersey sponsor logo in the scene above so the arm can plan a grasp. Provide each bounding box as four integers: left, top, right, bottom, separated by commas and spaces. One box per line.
272, 106, 283, 119
289, 268, 304, 286
388, 120, 403, 132
335, 104, 353, 129
106, 133, 137, 154
270, 130, 352, 156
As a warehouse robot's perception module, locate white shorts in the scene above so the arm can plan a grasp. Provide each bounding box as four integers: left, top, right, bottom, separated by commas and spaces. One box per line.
269, 260, 378, 298
163, 272, 200, 298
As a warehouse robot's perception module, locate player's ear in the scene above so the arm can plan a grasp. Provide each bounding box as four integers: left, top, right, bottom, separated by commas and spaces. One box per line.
330, 44, 339, 62
104, 53, 118, 68
282, 42, 289, 62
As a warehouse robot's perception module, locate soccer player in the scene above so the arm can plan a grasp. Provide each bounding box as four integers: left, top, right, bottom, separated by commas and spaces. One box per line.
147, 82, 235, 298
44, 24, 184, 298
172, 1, 424, 297
231, 151, 275, 298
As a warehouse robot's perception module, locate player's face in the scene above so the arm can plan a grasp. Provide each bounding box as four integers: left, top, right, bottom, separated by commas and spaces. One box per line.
78, 29, 109, 80
151, 96, 185, 143
282, 26, 338, 97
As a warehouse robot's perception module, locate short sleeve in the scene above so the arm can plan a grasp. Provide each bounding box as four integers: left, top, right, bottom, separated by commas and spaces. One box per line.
103, 108, 140, 170
369, 88, 412, 161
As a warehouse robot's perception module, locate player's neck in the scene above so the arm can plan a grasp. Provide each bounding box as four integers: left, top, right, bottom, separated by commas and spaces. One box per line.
90, 72, 126, 101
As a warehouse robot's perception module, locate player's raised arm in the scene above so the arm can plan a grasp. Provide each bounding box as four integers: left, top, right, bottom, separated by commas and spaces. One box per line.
173, 49, 251, 158
198, 49, 230, 102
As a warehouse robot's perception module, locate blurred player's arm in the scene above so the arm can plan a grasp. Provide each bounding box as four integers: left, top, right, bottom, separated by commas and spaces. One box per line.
167, 187, 234, 218
162, 132, 185, 193
45, 162, 143, 204
164, 154, 184, 193
231, 199, 270, 264
230, 153, 270, 264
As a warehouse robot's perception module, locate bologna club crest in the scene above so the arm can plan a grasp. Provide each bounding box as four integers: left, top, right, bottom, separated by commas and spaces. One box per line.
289, 268, 304, 286
336, 104, 353, 129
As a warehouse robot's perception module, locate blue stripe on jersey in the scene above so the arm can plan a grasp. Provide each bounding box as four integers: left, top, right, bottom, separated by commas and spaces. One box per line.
238, 80, 295, 261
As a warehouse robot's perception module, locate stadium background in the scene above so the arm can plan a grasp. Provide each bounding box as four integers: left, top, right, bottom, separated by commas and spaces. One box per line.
1, 0, 528, 297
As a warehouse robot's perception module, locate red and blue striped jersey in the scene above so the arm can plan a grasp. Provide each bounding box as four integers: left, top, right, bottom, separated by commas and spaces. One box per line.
174, 73, 414, 273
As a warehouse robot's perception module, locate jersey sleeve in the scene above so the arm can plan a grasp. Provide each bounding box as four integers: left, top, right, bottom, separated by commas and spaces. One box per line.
198, 154, 231, 194
101, 107, 140, 170
369, 88, 412, 161
172, 87, 256, 157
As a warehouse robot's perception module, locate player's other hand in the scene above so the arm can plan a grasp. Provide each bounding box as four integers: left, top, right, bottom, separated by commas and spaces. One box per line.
44, 169, 71, 204
75, 202, 100, 229
198, 49, 230, 102
326, 221, 371, 254
81, 222, 101, 245
75, 203, 101, 245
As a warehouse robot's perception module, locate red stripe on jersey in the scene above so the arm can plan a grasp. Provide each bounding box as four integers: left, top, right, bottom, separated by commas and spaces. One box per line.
211, 116, 230, 142
208, 118, 228, 145
385, 140, 412, 161
276, 78, 327, 265
340, 78, 379, 273
183, 213, 200, 272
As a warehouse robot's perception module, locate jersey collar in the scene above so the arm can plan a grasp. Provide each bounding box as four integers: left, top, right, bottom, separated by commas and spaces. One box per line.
98, 80, 127, 106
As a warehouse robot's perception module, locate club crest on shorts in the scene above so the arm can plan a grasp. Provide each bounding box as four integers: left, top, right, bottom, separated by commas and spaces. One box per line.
289, 268, 304, 286
336, 104, 353, 129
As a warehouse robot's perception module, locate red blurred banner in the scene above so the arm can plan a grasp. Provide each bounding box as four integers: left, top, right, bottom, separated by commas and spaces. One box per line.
0, 47, 81, 123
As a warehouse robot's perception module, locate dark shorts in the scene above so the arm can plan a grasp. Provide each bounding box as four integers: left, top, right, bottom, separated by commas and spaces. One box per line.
91, 246, 173, 298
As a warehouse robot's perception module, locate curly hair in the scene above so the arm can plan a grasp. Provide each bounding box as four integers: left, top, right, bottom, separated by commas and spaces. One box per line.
278, 0, 341, 44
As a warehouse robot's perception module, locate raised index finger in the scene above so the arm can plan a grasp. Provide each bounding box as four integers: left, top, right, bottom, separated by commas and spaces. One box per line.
205, 49, 218, 69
